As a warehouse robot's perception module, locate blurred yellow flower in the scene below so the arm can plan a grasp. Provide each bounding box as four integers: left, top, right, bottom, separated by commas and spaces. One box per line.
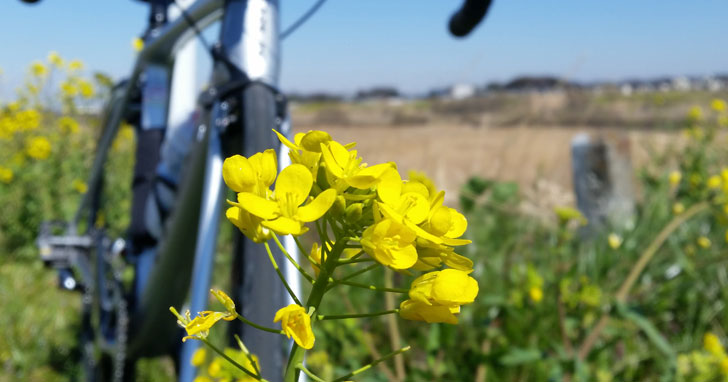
721, 356, 728, 375
704, 332, 725, 356
78, 79, 95, 98
707, 175, 722, 190
26, 136, 51, 160
191, 347, 206, 367
554, 206, 587, 225
528, 286, 543, 303
607, 233, 622, 249
208, 359, 222, 377
711, 98, 727, 113
47, 51, 63, 67
72, 179, 88, 194
0, 166, 13, 184
68, 59, 84, 71
132, 37, 144, 52
697, 236, 711, 249
58, 116, 80, 134
673, 202, 685, 215
30, 61, 47, 78
668, 171, 682, 187
16, 109, 41, 131
61, 80, 78, 97
274, 304, 314, 349
687, 105, 703, 122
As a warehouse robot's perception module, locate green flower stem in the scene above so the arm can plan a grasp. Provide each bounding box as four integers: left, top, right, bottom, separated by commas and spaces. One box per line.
271, 233, 314, 283
295, 363, 327, 382
339, 262, 379, 281
234, 314, 285, 335
264, 242, 302, 306
332, 345, 411, 382
283, 236, 350, 382
293, 235, 319, 265
318, 309, 399, 320
201, 338, 267, 382
327, 263, 379, 291
332, 279, 409, 293
234, 334, 262, 376
336, 257, 374, 265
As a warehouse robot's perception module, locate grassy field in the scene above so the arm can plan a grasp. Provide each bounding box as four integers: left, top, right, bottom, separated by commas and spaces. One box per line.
3, 55, 728, 381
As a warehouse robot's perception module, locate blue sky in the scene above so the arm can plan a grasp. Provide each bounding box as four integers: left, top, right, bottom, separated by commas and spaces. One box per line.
0, 0, 726, 94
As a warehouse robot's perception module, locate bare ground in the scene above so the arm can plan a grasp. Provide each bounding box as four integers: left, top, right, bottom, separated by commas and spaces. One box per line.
292, 124, 681, 211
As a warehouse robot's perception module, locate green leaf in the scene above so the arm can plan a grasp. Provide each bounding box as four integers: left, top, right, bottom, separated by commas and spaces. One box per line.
498, 347, 542, 366
615, 303, 676, 359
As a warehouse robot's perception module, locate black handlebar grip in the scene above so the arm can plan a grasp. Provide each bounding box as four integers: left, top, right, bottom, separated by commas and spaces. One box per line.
449, 0, 493, 37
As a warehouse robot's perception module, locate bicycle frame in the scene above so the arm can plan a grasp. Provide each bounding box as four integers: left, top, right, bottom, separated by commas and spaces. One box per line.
72, 1, 295, 381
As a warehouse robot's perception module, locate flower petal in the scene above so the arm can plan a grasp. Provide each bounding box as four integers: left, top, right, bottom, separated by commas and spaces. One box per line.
320, 142, 345, 178
377, 167, 402, 205
399, 299, 458, 324
263, 216, 306, 236
273, 129, 299, 151
300, 130, 332, 152
442, 252, 474, 273
297, 189, 337, 222
347, 163, 393, 189
223, 155, 256, 193
275, 164, 312, 206
237, 192, 280, 219
249, 149, 278, 188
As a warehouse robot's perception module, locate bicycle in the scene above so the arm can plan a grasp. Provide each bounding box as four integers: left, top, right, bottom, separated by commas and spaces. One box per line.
33, 0, 492, 381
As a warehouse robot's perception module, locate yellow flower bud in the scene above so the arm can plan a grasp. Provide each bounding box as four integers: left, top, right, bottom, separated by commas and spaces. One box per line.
528, 287, 543, 303
697, 236, 711, 249
673, 203, 685, 215
668, 171, 682, 187
607, 233, 622, 250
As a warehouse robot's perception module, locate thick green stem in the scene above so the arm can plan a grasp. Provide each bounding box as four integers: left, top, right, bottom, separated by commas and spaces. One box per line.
283, 237, 350, 382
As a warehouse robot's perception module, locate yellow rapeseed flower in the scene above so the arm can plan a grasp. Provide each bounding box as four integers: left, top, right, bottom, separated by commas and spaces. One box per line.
30, 61, 48, 78
361, 218, 418, 270
721, 356, 728, 375
687, 106, 703, 122
132, 37, 144, 52
47, 51, 63, 67
210, 289, 238, 319
61, 80, 78, 97
191, 347, 206, 367
58, 116, 80, 134
707, 175, 722, 190
697, 236, 711, 249
72, 179, 88, 194
232, 164, 337, 236
712, 98, 727, 113
0, 166, 13, 184
26, 136, 51, 160
673, 202, 685, 215
608, 233, 622, 249
274, 304, 314, 349
669, 171, 682, 187
320, 139, 393, 192
78, 79, 95, 98
528, 286, 543, 303
554, 206, 587, 225
704, 332, 725, 357
400, 269, 479, 324
68, 60, 84, 71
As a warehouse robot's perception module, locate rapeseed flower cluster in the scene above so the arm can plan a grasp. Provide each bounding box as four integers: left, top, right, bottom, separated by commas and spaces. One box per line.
173, 129, 479, 380
677, 332, 728, 381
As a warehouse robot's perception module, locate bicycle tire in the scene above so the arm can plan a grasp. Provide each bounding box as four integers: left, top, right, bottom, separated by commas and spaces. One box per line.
229, 82, 288, 382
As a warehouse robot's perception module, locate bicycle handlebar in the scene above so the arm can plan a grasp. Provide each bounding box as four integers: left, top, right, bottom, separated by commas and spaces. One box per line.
448, 0, 493, 37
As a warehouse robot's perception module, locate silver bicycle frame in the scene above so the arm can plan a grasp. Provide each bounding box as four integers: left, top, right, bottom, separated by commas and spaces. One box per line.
75, 1, 296, 381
